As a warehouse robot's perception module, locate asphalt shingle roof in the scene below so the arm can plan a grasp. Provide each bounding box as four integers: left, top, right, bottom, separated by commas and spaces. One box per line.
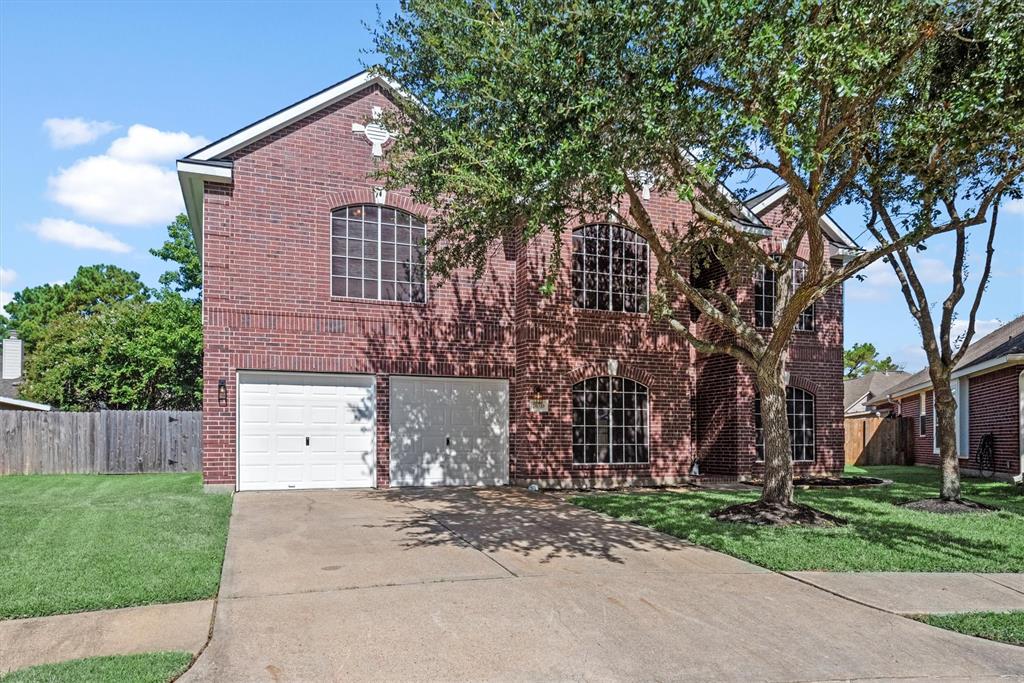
870, 314, 1024, 402
843, 371, 910, 412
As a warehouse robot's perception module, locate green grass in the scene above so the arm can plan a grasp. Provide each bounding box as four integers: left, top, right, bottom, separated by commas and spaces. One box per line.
917, 611, 1024, 646
0, 474, 232, 620
571, 466, 1024, 572
0, 652, 193, 683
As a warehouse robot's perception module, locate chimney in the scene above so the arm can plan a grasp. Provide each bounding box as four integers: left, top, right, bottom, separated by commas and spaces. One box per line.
2, 332, 23, 380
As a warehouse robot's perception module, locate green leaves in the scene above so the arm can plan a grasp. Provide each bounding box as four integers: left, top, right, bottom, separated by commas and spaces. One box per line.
844, 342, 903, 379
11, 216, 203, 411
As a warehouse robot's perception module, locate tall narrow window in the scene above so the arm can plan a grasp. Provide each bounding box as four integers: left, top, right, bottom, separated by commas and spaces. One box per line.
331, 205, 426, 303
571, 376, 649, 464
754, 386, 815, 461
571, 224, 649, 313
754, 261, 814, 331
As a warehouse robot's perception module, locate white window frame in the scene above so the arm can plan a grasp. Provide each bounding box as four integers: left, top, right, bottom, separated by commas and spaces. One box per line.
918, 391, 927, 437
957, 378, 969, 459
330, 204, 427, 304
931, 384, 970, 458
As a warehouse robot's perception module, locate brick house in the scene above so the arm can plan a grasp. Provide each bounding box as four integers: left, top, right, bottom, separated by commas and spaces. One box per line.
176, 71, 859, 491
868, 316, 1024, 478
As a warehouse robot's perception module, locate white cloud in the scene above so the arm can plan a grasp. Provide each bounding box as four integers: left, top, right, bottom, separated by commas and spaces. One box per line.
47, 125, 208, 227
950, 317, 1002, 347
31, 218, 132, 253
0, 268, 15, 312
896, 343, 927, 370
106, 124, 207, 163
1004, 198, 1024, 216
43, 117, 118, 148
846, 255, 950, 302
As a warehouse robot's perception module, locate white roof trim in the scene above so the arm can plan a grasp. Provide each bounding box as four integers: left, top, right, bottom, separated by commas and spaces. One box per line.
747, 186, 860, 250
176, 161, 233, 259
748, 186, 789, 215
186, 71, 404, 162
0, 396, 52, 411
885, 353, 1024, 400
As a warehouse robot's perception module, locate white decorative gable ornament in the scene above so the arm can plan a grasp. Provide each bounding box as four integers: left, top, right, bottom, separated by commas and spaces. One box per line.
352, 106, 395, 157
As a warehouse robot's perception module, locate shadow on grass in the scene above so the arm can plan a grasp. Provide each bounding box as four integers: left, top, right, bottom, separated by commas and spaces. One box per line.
571, 467, 1024, 572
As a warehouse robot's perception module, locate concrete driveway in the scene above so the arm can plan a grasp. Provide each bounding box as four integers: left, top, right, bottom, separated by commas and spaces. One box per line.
184, 488, 1024, 682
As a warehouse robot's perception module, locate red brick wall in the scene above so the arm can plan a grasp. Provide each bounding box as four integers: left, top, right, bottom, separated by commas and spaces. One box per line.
201, 85, 516, 486
201, 84, 847, 488
967, 366, 1022, 475
899, 368, 1022, 476
740, 199, 846, 478
510, 204, 693, 487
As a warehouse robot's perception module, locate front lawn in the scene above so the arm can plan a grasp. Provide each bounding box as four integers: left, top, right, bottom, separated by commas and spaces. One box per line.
917, 611, 1024, 646
0, 652, 193, 683
571, 466, 1024, 572
0, 474, 232, 620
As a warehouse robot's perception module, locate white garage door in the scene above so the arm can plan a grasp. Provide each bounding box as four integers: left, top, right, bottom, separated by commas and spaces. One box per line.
237, 372, 375, 491
390, 377, 509, 486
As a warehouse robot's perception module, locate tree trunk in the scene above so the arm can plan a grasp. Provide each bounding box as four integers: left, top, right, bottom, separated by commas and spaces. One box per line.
931, 376, 962, 501
756, 372, 794, 505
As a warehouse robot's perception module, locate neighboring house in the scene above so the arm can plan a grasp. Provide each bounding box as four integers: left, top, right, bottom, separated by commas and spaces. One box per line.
0, 333, 51, 411
177, 70, 856, 492
843, 370, 910, 466
844, 371, 910, 418
868, 316, 1024, 478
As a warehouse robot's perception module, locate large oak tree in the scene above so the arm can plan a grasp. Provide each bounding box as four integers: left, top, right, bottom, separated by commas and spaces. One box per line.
372, 0, 1022, 519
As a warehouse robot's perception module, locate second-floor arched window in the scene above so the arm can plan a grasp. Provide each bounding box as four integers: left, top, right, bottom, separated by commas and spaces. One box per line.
571, 224, 649, 313
331, 204, 426, 303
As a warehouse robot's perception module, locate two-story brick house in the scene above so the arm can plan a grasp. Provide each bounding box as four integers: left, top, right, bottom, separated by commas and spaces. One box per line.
177, 71, 858, 491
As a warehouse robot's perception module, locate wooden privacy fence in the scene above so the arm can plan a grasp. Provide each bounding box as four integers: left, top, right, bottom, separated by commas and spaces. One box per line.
0, 410, 201, 475
844, 415, 913, 467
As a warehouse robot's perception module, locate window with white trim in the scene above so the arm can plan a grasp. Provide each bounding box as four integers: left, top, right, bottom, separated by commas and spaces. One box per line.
754, 260, 814, 331
918, 392, 927, 436
331, 205, 426, 303
754, 386, 816, 461
571, 224, 649, 313
571, 376, 649, 464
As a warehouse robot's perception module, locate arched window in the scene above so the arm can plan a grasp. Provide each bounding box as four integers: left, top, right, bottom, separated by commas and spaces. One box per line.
571, 224, 649, 313
572, 376, 649, 464
331, 205, 426, 303
754, 260, 814, 331
754, 386, 815, 461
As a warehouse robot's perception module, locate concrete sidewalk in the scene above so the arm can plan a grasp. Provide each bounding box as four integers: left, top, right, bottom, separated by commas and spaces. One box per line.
787, 571, 1024, 615
0, 600, 213, 673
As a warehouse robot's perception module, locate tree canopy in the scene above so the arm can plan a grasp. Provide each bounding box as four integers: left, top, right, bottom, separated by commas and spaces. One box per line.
843, 342, 903, 379
6, 215, 203, 411
2, 264, 150, 354
374, 0, 1022, 512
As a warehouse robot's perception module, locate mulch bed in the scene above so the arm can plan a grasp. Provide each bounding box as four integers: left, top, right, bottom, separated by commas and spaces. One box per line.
898, 498, 999, 514
710, 501, 847, 527
744, 476, 887, 489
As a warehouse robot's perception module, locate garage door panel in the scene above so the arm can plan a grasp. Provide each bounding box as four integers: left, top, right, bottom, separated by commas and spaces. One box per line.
390, 377, 509, 487
238, 372, 376, 491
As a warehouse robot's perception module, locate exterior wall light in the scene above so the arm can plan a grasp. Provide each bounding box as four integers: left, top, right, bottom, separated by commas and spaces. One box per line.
218, 379, 228, 406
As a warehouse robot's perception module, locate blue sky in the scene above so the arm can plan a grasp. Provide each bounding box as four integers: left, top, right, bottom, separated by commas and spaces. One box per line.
1, 0, 1021, 370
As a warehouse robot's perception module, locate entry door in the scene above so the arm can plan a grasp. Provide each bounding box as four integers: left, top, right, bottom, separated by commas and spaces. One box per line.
237, 372, 375, 491
389, 377, 509, 486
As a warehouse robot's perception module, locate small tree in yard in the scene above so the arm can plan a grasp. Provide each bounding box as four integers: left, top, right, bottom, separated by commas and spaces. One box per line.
373, 0, 1022, 523
855, 1, 1022, 507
